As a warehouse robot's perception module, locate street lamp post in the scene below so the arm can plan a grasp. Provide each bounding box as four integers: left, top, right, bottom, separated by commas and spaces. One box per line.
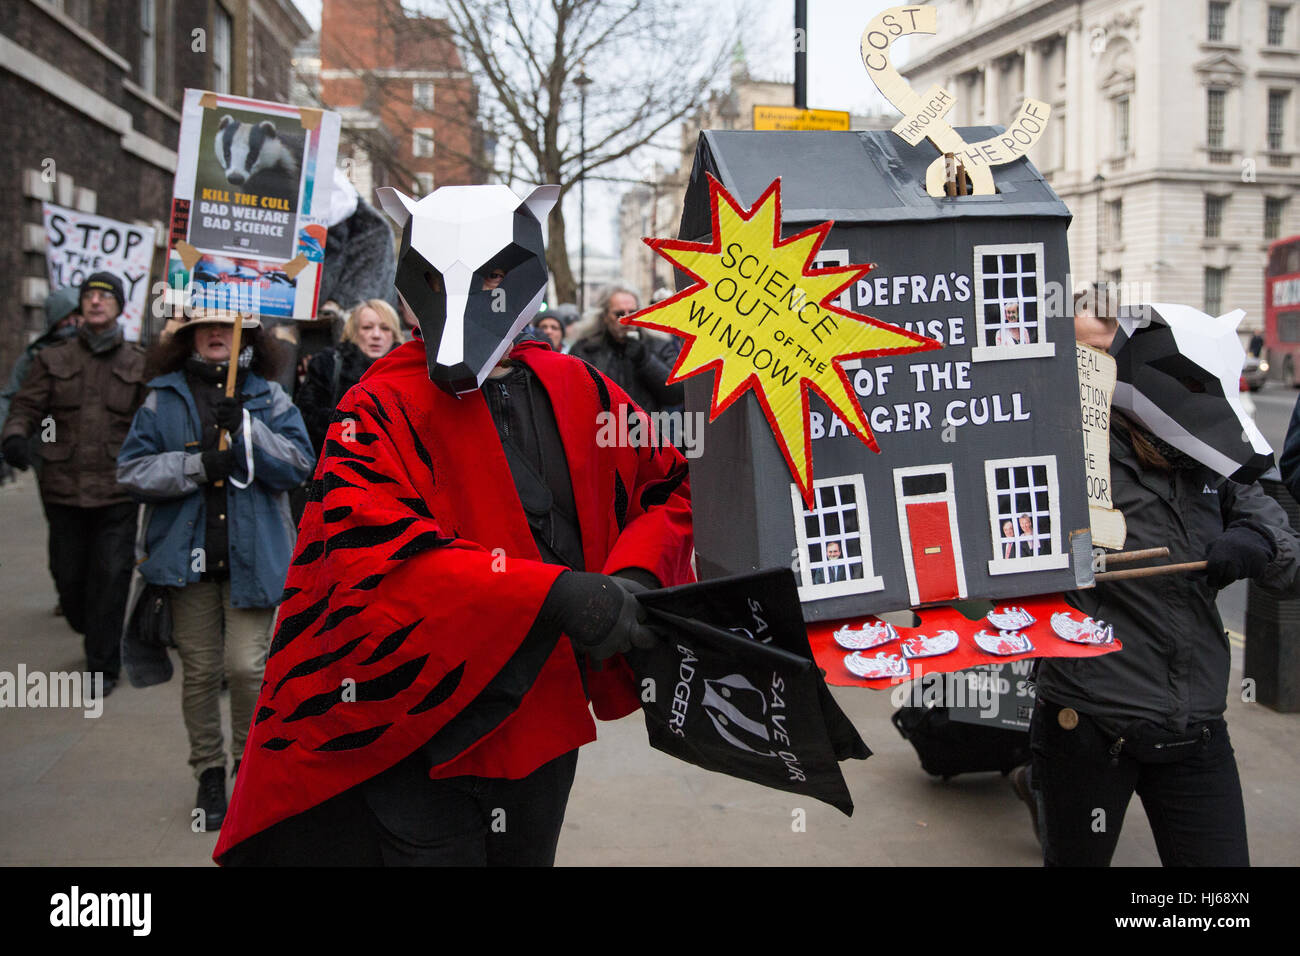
575, 69, 593, 312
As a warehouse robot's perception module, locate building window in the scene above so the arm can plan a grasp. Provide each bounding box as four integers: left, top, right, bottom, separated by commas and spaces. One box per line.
1268, 89, 1289, 151
1205, 266, 1228, 315
1207, 88, 1226, 150
986, 456, 1068, 574
212, 7, 232, 95
1208, 1, 1229, 42
1114, 95, 1131, 154
138, 0, 157, 95
414, 172, 434, 195
1268, 4, 1288, 46
413, 128, 434, 159
1206, 194, 1226, 237
1105, 199, 1123, 244
790, 476, 884, 599
1266, 196, 1288, 240
413, 82, 435, 111
971, 242, 1054, 361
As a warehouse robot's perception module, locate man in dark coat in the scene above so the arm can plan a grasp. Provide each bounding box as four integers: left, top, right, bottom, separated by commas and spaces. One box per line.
570, 284, 684, 414
1, 272, 147, 692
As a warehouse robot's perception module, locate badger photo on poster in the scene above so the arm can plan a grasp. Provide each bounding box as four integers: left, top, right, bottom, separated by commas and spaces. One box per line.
188, 103, 303, 260
169, 89, 340, 320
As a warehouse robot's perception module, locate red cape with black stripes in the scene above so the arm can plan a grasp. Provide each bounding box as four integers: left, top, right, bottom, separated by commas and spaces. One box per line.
214, 339, 693, 862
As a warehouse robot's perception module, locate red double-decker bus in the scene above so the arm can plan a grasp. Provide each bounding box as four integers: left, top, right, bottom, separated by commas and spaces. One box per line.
1265, 235, 1300, 387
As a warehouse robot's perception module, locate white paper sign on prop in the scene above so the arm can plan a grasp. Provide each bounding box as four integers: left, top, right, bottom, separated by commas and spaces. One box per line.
42, 203, 155, 342
167, 89, 341, 320
860, 5, 1052, 196
1076, 343, 1126, 548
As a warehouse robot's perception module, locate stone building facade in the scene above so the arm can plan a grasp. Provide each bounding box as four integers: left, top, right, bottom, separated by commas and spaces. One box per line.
901, 0, 1300, 332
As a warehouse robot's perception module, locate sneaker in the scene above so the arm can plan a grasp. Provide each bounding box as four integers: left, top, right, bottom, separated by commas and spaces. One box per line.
1010, 763, 1040, 845
195, 767, 227, 831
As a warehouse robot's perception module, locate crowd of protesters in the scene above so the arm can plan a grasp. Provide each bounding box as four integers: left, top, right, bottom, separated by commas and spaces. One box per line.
5, 236, 1300, 868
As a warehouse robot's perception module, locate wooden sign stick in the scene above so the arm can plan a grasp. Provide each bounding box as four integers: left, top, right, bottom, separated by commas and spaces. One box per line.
214, 312, 245, 488
1094, 560, 1207, 582
1098, 547, 1171, 566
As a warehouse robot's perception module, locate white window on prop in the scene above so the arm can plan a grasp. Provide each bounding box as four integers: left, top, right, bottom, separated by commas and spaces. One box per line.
790, 475, 885, 600
971, 242, 1054, 362
986, 456, 1069, 575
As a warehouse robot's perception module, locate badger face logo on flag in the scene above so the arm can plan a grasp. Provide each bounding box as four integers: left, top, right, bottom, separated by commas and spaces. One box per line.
632, 569, 869, 815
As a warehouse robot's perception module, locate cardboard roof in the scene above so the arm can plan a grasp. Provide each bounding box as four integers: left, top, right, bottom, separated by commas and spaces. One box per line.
679, 127, 1072, 240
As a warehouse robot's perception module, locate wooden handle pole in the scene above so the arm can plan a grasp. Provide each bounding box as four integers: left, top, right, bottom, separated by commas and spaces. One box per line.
212, 313, 245, 489
217, 313, 245, 453
1095, 560, 1207, 582
1098, 547, 1172, 566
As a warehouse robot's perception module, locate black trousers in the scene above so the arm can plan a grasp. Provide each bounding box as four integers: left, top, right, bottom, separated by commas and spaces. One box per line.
359, 748, 580, 866
1030, 698, 1249, 866
45, 501, 135, 678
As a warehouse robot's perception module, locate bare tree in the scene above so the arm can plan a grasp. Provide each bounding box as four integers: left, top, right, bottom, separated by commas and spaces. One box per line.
436, 0, 739, 303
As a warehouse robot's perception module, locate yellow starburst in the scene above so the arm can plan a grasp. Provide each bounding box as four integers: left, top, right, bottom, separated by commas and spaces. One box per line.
628, 175, 940, 504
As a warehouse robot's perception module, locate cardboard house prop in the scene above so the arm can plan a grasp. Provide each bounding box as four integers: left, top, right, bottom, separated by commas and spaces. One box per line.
680, 128, 1094, 623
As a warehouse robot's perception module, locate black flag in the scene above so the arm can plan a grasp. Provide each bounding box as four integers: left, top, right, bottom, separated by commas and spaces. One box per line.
629, 568, 870, 815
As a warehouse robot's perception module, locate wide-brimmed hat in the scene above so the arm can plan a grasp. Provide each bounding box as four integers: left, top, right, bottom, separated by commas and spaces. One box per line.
175, 311, 262, 330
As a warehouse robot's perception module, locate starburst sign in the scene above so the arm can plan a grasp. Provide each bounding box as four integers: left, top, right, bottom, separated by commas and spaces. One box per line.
627, 175, 941, 504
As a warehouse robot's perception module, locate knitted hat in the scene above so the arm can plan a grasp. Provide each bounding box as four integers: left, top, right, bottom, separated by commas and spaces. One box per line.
43, 285, 81, 330
80, 271, 125, 312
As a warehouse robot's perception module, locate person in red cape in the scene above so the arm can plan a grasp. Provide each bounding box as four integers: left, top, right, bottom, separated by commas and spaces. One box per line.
214, 183, 693, 866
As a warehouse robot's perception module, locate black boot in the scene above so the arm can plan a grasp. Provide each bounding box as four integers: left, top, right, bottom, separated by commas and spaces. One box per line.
196, 767, 227, 831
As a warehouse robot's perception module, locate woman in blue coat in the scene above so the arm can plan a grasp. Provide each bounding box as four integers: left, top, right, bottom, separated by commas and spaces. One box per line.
118, 314, 313, 831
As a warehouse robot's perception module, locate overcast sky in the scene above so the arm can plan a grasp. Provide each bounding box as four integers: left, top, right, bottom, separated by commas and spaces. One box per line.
292, 1, 920, 257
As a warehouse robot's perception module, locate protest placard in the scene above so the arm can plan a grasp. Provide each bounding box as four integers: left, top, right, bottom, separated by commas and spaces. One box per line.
167, 89, 340, 320
42, 204, 155, 341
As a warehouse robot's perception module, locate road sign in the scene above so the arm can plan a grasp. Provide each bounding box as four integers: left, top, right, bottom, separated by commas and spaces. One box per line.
752, 105, 851, 132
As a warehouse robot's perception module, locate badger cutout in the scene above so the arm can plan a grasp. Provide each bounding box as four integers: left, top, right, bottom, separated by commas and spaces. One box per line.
1111, 303, 1273, 483
378, 184, 559, 395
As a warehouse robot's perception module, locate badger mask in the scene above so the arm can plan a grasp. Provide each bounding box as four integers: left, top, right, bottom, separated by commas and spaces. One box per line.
1110, 303, 1273, 482
377, 183, 560, 395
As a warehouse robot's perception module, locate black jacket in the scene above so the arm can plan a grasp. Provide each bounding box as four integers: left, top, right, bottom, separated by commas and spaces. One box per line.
295, 341, 376, 454
569, 328, 683, 414
1036, 426, 1300, 734
1282, 394, 1300, 505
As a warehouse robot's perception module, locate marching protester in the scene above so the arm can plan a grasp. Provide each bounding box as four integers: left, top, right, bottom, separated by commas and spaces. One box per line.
570, 283, 684, 414
1025, 296, 1300, 866
0, 286, 81, 435
1282, 394, 1300, 505
295, 299, 404, 455
1, 273, 146, 694
116, 313, 313, 830
213, 183, 693, 866
532, 311, 566, 353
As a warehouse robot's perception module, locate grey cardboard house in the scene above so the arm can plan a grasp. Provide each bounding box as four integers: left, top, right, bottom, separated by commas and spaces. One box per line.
680, 128, 1094, 623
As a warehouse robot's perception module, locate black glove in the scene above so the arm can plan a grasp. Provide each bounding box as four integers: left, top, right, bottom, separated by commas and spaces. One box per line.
2, 435, 30, 471
201, 448, 236, 482
547, 571, 657, 661
1205, 524, 1276, 589
215, 395, 244, 433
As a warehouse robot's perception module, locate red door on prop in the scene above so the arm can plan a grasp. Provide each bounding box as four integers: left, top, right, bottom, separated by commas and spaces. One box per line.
905, 500, 961, 603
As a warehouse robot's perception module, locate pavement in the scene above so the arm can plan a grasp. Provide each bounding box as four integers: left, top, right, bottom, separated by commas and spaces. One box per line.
2, 472, 1298, 867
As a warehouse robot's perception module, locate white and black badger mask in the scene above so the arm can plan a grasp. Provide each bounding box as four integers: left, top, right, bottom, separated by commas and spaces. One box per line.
1110, 303, 1273, 482
377, 183, 559, 395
